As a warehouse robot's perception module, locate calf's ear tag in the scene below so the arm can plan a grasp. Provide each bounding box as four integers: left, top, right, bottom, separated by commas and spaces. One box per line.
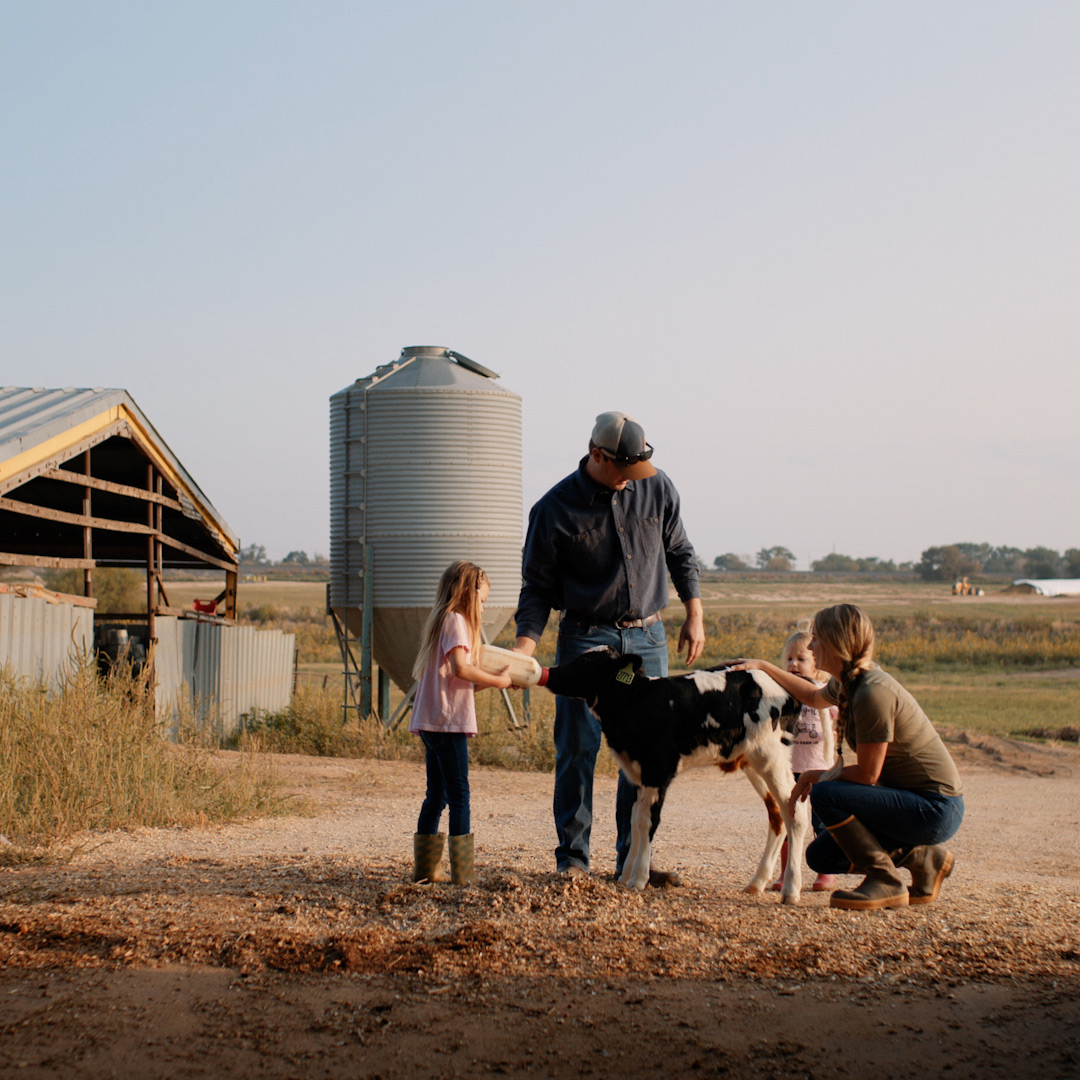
615, 663, 636, 685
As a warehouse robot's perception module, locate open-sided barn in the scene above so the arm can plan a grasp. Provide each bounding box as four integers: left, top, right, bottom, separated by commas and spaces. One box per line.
0, 387, 293, 733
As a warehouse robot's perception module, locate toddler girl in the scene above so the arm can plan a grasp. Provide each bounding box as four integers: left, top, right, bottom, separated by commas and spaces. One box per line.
771, 626, 839, 892
409, 560, 511, 884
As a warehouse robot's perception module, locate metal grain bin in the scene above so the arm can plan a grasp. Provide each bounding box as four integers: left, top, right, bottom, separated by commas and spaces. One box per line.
330, 347, 522, 691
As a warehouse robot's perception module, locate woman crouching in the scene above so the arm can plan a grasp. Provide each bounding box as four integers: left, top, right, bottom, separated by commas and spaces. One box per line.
738, 604, 964, 910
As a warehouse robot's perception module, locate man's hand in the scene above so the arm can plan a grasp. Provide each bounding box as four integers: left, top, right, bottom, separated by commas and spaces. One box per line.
513, 635, 538, 657
678, 598, 705, 666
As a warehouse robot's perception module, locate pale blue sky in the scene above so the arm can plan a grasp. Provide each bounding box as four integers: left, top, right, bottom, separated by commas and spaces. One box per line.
4, 2, 1078, 567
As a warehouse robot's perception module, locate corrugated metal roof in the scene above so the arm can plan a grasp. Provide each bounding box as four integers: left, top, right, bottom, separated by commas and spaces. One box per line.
0, 387, 238, 550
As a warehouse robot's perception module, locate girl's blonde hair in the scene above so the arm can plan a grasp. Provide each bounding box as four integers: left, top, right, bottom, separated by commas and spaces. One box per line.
811, 603, 876, 746
412, 561, 489, 681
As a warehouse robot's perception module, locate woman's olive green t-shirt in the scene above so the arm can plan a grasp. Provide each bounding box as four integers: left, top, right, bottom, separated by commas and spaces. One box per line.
822, 666, 963, 797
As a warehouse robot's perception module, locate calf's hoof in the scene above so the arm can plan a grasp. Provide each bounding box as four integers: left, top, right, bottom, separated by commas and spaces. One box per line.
648, 868, 683, 889
780, 891, 801, 906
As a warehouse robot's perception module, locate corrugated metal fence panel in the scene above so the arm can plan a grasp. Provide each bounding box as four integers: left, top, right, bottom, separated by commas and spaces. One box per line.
193, 620, 222, 731
154, 617, 186, 738
153, 617, 294, 739
0, 593, 93, 690
214, 622, 295, 730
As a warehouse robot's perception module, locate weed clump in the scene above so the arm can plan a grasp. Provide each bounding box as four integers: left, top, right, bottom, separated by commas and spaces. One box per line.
0, 660, 280, 863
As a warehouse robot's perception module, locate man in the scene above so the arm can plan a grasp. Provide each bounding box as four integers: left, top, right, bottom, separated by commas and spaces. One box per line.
514, 411, 705, 882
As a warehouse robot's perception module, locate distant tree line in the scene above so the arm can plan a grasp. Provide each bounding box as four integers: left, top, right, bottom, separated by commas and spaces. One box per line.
713, 547, 800, 572
915, 543, 1080, 582
711, 542, 1080, 580
714, 549, 905, 572
239, 543, 328, 567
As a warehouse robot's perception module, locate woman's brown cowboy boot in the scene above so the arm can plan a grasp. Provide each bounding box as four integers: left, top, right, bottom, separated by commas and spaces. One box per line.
895, 845, 955, 905
826, 815, 909, 910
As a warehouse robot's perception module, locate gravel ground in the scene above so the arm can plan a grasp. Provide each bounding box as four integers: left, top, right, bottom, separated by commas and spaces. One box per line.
1, 730, 1078, 1079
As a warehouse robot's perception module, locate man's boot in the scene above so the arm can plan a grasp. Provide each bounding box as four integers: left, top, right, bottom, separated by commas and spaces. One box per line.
449, 834, 476, 885
896, 845, 955, 905
412, 833, 449, 883
826, 815, 909, 911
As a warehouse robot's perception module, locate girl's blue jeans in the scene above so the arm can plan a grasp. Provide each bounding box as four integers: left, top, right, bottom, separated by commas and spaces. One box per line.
417, 731, 471, 836
806, 779, 964, 874
553, 616, 669, 874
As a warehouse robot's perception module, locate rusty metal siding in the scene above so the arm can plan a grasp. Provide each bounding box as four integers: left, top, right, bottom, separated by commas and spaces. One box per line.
154, 618, 295, 738
0, 593, 94, 690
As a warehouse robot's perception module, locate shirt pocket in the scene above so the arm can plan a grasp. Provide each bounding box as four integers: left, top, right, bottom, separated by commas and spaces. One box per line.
640, 515, 662, 559
565, 525, 610, 577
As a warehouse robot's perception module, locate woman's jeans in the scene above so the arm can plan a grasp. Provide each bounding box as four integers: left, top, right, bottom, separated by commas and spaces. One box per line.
553, 617, 669, 874
805, 779, 965, 875
417, 731, 471, 837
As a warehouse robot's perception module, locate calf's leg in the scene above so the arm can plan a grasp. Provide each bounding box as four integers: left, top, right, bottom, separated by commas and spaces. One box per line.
743, 767, 786, 895
620, 785, 660, 890
746, 754, 809, 905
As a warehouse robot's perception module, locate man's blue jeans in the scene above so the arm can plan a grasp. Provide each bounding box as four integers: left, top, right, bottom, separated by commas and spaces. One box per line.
805, 779, 964, 874
552, 617, 669, 873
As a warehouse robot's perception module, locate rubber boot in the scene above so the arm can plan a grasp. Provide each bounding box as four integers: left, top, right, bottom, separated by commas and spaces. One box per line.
826, 816, 909, 911
449, 834, 476, 885
769, 839, 789, 891
896, 845, 955, 905
412, 833, 449, 883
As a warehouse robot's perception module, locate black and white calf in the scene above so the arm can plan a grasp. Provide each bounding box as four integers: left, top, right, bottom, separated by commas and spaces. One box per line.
541, 647, 811, 904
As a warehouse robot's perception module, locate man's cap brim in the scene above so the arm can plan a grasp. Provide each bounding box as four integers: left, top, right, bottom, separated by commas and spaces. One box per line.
615, 459, 657, 481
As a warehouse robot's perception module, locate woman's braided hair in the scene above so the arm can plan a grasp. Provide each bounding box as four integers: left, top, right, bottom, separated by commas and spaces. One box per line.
811, 604, 875, 749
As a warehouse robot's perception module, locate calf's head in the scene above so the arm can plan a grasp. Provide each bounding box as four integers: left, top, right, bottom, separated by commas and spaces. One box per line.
543, 647, 645, 704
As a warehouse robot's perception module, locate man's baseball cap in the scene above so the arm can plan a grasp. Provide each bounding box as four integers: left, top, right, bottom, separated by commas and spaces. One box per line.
590, 412, 658, 480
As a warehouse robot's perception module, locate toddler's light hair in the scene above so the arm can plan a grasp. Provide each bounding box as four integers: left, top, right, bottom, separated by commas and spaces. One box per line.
780, 618, 815, 668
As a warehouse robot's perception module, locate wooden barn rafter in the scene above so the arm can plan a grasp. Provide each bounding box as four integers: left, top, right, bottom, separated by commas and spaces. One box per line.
0, 387, 239, 643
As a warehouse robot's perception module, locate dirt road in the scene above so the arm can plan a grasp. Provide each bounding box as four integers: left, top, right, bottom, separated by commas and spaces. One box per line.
2, 732, 1079, 1079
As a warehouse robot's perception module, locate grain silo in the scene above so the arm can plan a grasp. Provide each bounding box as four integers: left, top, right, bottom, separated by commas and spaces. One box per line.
329, 347, 522, 698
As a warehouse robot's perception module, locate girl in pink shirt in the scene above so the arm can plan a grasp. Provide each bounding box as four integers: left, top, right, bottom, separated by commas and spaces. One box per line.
409, 561, 511, 885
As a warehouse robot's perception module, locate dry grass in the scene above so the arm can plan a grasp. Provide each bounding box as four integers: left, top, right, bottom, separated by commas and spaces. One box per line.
232, 681, 578, 776
246, 596, 1080, 766
0, 661, 281, 863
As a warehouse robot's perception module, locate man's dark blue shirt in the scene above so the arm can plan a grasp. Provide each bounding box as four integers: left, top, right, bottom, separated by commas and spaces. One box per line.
515, 457, 701, 642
